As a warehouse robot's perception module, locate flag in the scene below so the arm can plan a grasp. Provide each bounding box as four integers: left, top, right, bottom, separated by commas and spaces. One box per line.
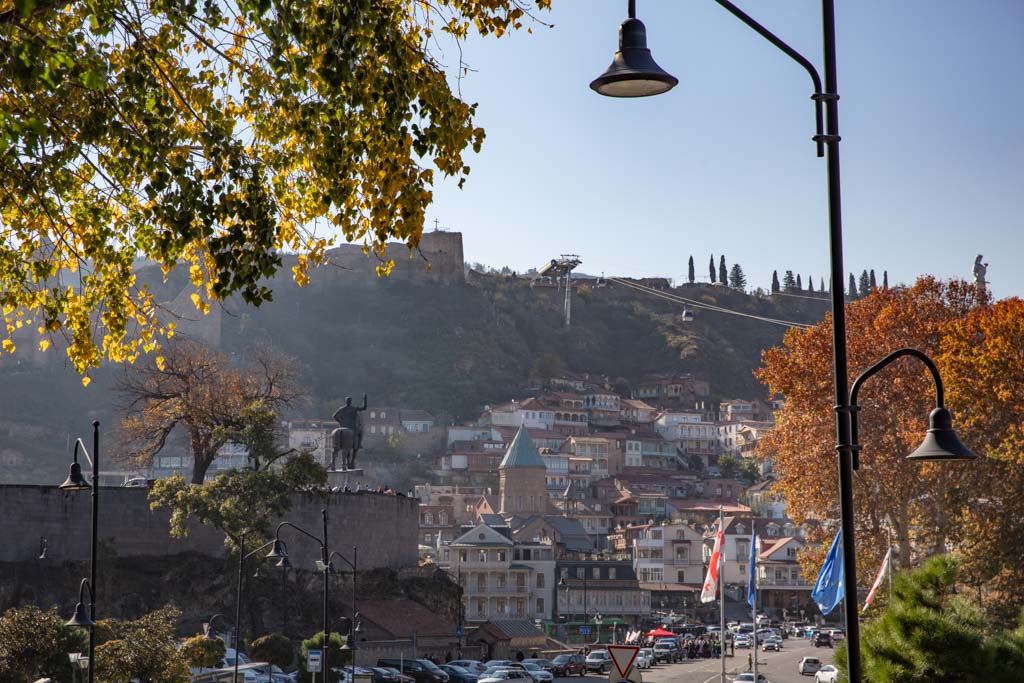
747, 529, 758, 608
812, 529, 845, 615
701, 527, 725, 603
862, 548, 891, 612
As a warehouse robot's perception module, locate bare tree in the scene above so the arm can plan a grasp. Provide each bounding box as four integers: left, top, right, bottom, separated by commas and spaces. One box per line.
117, 340, 304, 483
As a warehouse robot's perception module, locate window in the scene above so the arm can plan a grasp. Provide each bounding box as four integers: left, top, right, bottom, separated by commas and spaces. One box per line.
651, 529, 663, 540
439, 512, 448, 525
609, 568, 617, 580
370, 411, 376, 419
497, 550, 506, 562
479, 550, 486, 562
677, 570, 686, 583
423, 512, 433, 525
576, 568, 585, 579
536, 597, 545, 614
477, 575, 486, 590
423, 533, 432, 544
381, 411, 386, 418
592, 568, 600, 580
537, 573, 545, 588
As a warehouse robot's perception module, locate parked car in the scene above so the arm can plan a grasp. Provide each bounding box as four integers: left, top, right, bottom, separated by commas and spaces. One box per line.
478, 670, 532, 683
829, 629, 845, 642
483, 661, 516, 670
584, 651, 612, 675
813, 632, 834, 648
522, 659, 554, 673
377, 659, 449, 683
441, 665, 479, 683
520, 663, 552, 683
550, 654, 585, 676
637, 649, 655, 670
815, 665, 840, 683
798, 657, 822, 675
651, 642, 676, 663
449, 661, 487, 676
734, 674, 769, 683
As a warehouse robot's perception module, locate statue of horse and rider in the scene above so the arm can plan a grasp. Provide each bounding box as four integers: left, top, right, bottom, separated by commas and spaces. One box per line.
331, 394, 367, 471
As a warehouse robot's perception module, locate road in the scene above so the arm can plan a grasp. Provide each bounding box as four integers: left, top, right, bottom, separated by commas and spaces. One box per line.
558, 639, 837, 683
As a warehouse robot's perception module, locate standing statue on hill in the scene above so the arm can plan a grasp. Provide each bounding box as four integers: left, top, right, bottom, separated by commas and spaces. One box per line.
973, 255, 988, 296
331, 394, 367, 471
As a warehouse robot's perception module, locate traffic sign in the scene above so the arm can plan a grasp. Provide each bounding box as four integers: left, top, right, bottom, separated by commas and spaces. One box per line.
456, 625, 463, 638
579, 626, 591, 635
307, 649, 323, 673
607, 645, 640, 679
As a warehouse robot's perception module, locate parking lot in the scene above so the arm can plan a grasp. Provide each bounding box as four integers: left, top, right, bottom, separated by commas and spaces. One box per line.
558, 639, 836, 683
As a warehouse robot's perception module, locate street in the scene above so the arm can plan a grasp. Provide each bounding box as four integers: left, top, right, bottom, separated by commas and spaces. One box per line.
559, 640, 836, 683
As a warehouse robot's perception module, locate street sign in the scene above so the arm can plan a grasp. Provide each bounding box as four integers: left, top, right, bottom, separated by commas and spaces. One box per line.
456, 625, 463, 638
307, 649, 323, 673
607, 645, 640, 679
579, 626, 591, 635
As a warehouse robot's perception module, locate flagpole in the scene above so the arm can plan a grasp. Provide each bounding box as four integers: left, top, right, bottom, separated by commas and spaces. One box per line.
887, 527, 893, 604
720, 507, 726, 683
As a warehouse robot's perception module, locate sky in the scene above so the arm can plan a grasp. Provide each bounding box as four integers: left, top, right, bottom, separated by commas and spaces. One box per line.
423, 1, 1024, 300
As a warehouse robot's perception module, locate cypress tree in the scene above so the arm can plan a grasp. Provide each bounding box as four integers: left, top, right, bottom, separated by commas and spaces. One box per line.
859, 269, 871, 297
870, 269, 877, 290
718, 255, 728, 285
848, 273, 857, 298
796, 274, 803, 290
709, 255, 716, 283
821, 277, 826, 292
688, 255, 695, 284
883, 271, 889, 289
728, 263, 747, 290
808, 277, 815, 293
771, 271, 780, 293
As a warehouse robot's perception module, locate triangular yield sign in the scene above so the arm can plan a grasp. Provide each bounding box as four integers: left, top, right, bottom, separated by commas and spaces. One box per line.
607, 645, 640, 678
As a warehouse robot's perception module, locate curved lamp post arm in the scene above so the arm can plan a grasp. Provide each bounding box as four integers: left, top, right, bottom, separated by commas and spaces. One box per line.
713, 0, 826, 156
849, 348, 945, 469
243, 539, 278, 562
274, 521, 326, 551
327, 550, 356, 572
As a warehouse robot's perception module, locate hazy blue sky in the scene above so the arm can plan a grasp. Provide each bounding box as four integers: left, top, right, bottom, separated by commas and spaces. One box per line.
424, 1, 1023, 299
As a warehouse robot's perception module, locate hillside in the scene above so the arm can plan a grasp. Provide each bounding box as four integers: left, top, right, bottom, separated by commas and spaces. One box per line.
0, 263, 830, 484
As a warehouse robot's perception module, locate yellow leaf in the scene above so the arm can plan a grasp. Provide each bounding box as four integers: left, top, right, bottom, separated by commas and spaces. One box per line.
39, 339, 51, 352
156, 355, 166, 371
1, 339, 13, 353
81, 376, 92, 387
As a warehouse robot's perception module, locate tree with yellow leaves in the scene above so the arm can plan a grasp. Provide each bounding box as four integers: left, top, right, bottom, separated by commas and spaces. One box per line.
0, 0, 551, 378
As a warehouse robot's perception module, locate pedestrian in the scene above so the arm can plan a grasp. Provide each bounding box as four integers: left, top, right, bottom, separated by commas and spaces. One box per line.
747, 652, 753, 671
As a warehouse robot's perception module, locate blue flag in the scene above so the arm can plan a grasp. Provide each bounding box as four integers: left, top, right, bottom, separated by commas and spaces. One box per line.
812, 529, 845, 615
747, 529, 758, 608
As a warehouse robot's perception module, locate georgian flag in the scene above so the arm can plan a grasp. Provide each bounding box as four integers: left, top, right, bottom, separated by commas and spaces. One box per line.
862, 548, 891, 612
701, 528, 725, 603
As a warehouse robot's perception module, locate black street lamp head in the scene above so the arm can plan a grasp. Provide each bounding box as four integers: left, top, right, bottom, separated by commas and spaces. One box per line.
906, 407, 979, 462
591, 15, 677, 98
266, 539, 288, 559
66, 601, 95, 628
59, 461, 91, 491
275, 555, 293, 569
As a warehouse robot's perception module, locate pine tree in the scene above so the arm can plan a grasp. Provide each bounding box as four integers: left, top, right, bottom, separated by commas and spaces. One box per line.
771, 271, 781, 293
709, 255, 716, 283
783, 270, 797, 292
728, 263, 747, 290
688, 255, 695, 284
870, 269, 877, 291
883, 271, 889, 289
859, 269, 871, 297
796, 274, 803, 290
718, 255, 727, 285
848, 273, 857, 298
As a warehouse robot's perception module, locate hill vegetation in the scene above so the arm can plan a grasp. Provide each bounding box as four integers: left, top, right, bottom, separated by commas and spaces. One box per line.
0, 267, 829, 484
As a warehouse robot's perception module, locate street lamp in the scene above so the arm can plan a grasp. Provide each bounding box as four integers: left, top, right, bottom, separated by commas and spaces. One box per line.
231, 537, 280, 683
319, 548, 358, 683
559, 574, 588, 644
268, 510, 332, 679
68, 652, 89, 683
590, 3, 979, 682
59, 421, 99, 683
203, 613, 230, 643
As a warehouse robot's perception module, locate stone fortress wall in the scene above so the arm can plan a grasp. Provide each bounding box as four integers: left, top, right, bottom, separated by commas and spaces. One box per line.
0, 485, 418, 569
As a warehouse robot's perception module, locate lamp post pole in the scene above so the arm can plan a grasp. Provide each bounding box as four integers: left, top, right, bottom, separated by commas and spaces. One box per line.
59, 422, 99, 683
232, 538, 278, 683
326, 547, 359, 683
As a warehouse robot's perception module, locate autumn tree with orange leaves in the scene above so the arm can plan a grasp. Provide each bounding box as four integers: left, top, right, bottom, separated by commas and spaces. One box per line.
939, 297, 1024, 624
755, 278, 987, 591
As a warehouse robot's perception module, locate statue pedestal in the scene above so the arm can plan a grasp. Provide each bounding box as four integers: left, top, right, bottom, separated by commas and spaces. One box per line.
327, 469, 364, 488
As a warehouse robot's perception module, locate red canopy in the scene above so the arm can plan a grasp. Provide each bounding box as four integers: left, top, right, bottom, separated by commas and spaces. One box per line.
646, 628, 676, 638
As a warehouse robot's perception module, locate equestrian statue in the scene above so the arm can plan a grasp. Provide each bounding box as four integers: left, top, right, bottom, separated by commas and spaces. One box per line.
331, 394, 367, 471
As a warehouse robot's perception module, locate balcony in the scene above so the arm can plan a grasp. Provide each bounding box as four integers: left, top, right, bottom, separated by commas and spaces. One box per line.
758, 576, 812, 588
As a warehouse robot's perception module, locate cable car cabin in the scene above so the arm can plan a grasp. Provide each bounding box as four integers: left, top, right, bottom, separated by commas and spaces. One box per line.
681, 308, 694, 322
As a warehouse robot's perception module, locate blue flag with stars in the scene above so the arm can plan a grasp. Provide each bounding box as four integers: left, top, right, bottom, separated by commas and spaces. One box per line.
812, 529, 845, 615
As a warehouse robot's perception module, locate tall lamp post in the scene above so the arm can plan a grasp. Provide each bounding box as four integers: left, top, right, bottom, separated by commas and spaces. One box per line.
319, 548, 358, 683
231, 537, 280, 683
589, 3, 979, 682
267, 510, 332, 679
59, 421, 100, 683
559, 574, 588, 645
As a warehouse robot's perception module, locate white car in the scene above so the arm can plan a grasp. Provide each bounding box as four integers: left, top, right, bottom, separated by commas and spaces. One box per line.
479, 670, 532, 683
637, 648, 655, 669
520, 662, 553, 682
798, 657, 822, 675
734, 633, 752, 648
815, 665, 839, 683
734, 674, 769, 683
